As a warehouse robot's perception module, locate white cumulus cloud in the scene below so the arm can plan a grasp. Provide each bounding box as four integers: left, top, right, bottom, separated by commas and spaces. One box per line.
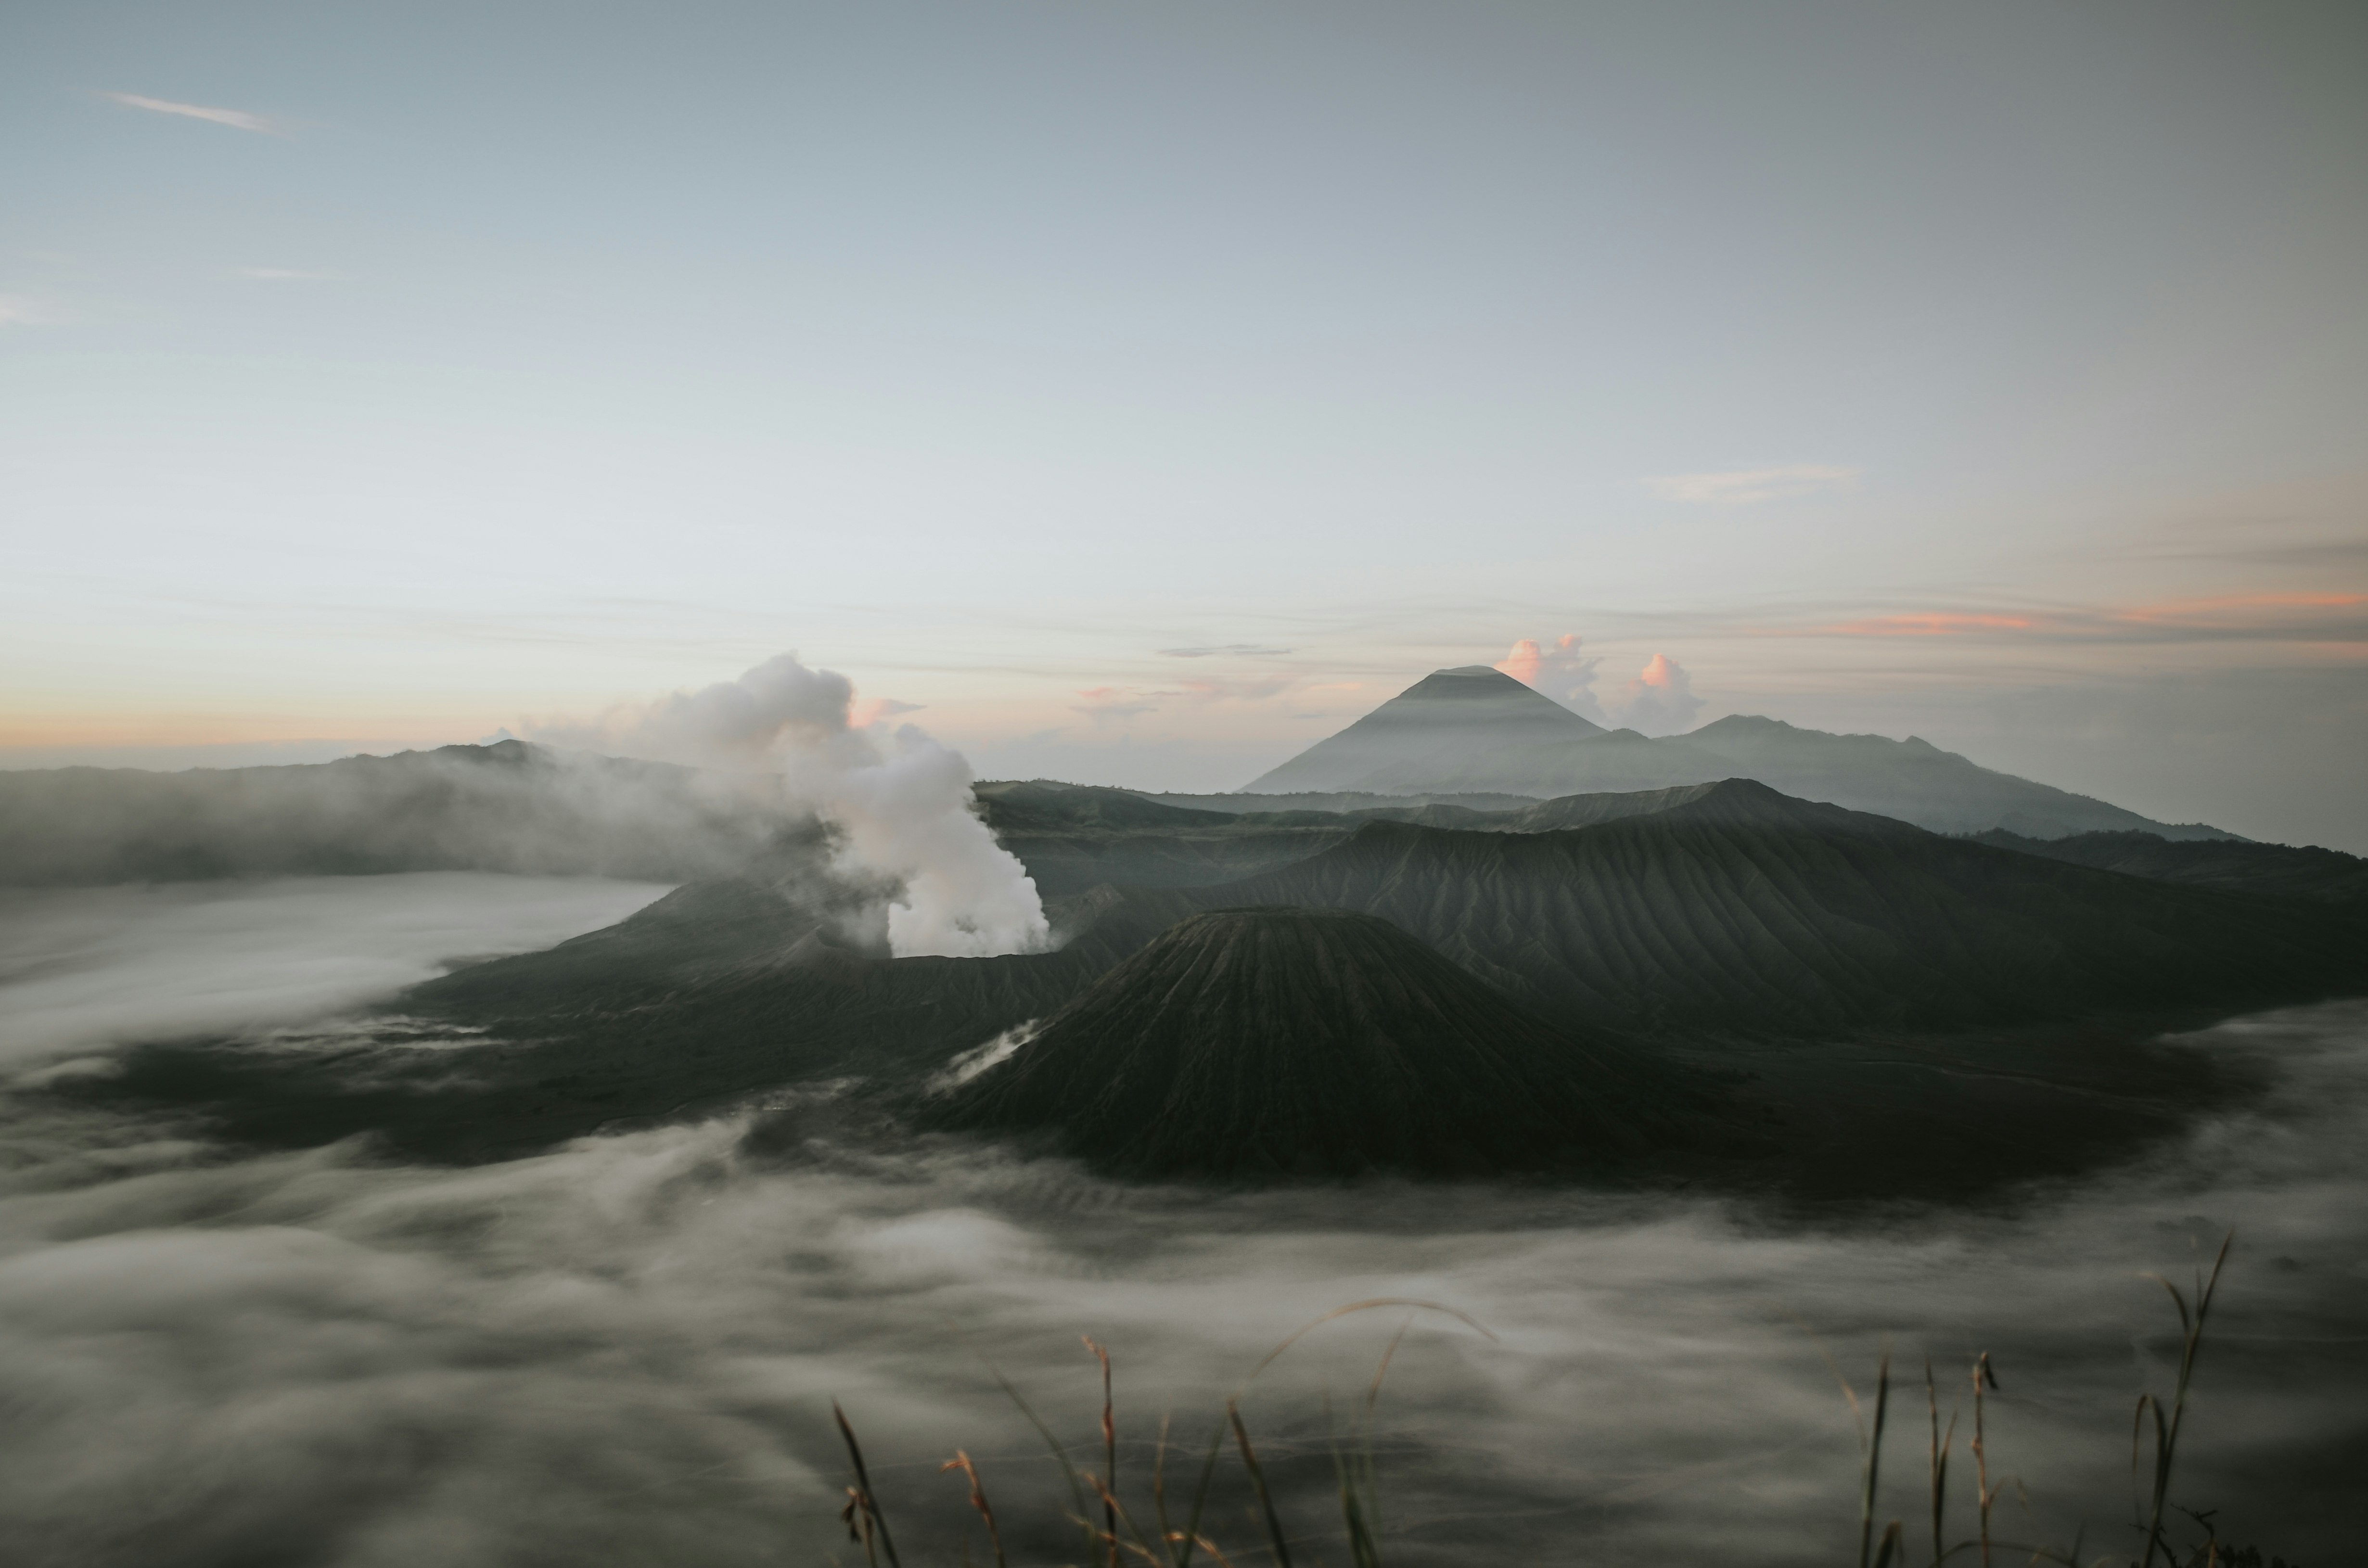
1615, 653, 1705, 734
1494, 635, 1608, 722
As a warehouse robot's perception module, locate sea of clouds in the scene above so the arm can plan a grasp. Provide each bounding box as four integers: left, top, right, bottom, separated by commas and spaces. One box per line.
0, 878, 2360, 1567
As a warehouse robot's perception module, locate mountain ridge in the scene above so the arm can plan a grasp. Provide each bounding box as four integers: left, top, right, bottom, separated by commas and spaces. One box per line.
1195, 778, 2360, 1034
1238, 666, 2237, 841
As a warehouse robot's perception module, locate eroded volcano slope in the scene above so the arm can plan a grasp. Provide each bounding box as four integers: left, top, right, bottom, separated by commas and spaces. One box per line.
925, 906, 1701, 1177
1210, 779, 2368, 1034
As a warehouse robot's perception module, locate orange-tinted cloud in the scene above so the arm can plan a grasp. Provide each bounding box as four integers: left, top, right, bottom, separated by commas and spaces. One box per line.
1495, 635, 1606, 719
2116, 592, 2368, 625
1801, 590, 2367, 645
1616, 653, 1703, 733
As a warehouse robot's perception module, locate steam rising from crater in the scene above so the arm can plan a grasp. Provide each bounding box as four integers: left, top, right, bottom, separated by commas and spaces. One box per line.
535, 654, 1047, 958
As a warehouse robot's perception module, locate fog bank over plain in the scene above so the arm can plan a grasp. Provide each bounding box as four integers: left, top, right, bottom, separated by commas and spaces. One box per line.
0, 875, 669, 1064
0, 879, 2360, 1565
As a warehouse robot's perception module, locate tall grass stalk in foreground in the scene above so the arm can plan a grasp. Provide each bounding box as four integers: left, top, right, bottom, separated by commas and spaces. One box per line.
827, 1236, 2267, 1568
938, 1452, 1006, 1568
1925, 1360, 1959, 1568
1325, 1315, 1412, 1568
1971, 1350, 2001, 1568
1833, 1348, 1903, 1568
1087, 1338, 1118, 1568
833, 1399, 904, 1568
2133, 1232, 2233, 1568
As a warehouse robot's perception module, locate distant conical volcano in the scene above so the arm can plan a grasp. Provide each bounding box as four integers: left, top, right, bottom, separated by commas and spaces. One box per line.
1241, 666, 1621, 796
923, 905, 1695, 1177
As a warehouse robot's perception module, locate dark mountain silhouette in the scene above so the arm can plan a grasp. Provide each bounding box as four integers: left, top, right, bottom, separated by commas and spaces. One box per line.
1486, 781, 1734, 832
1971, 828, 2368, 903
923, 907, 1702, 1177
1677, 715, 2233, 839
1134, 788, 1538, 815
973, 778, 1741, 896
0, 740, 814, 884
1237, 666, 2235, 840
972, 780, 1355, 896
1205, 779, 2364, 1035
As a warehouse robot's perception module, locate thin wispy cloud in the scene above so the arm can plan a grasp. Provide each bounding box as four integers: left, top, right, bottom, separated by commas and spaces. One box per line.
1795, 593, 2368, 646
1644, 464, 1859, 505
1821, 612, 2037, 637
231, 268, 346, 281
0, 296, 57, 327
1070, 671, 1305, 727
103, 92, 276, 133
1157, 644, 1294, 659
1072, 687, 1159, 726
2117, 591, 2367, 624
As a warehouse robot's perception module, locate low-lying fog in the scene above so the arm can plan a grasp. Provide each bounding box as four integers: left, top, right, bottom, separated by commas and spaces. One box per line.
0, 877, 2359, 1566
0, 875, 673, 1064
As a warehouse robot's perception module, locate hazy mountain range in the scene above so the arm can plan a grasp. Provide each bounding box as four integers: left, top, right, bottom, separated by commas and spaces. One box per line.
20, 664, 2367, 1192
0, 665, 2259, 891
1233, 665, 2234, 840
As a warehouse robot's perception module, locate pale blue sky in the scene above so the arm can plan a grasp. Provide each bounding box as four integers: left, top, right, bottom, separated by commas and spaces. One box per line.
3, 2, 2364, 845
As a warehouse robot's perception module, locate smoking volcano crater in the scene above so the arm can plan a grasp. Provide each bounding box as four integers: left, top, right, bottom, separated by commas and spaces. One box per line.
922, 905, 1705, 1178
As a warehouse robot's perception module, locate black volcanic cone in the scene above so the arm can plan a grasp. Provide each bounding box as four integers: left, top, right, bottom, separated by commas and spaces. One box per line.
925, 906, 1692, 1178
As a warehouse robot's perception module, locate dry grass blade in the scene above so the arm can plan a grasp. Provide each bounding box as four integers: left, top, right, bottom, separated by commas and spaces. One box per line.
1153, 1411, 1177, 1568
1171, 1415, 1231, 1568
1926, 1359, 1958, 1568
1176, 1297, 1485, 1568
1326, 1398, 1383, 1568
2136, 1229, 2233, 1568
1229, 1399, 1294, 1568
1247, 1298, 1496, 1384
2130, 1394, 2162, 1523
1161, 1533, 1239, 1568
1971, 1353, 1999, 1568
978, 1362, 1099, 1562
838, 1486, 878, 1568
1088, 1337, 1119, 1568
832, 1402, 903, 1568
1070, 1511, 1186, 1568
1364, 1316, 1416, 1427
1858, 1352, 1892, 1568
940, 1451, 1007, 1568
1089, 1467, 1174, 1567
1873, 1519, 1905, 1568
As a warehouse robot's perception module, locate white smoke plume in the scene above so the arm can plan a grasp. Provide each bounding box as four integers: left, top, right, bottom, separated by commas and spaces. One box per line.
536, 655, 1048, 958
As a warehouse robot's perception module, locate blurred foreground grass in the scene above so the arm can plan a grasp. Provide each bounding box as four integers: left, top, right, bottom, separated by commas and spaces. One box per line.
828, 1235, 2297, 1568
